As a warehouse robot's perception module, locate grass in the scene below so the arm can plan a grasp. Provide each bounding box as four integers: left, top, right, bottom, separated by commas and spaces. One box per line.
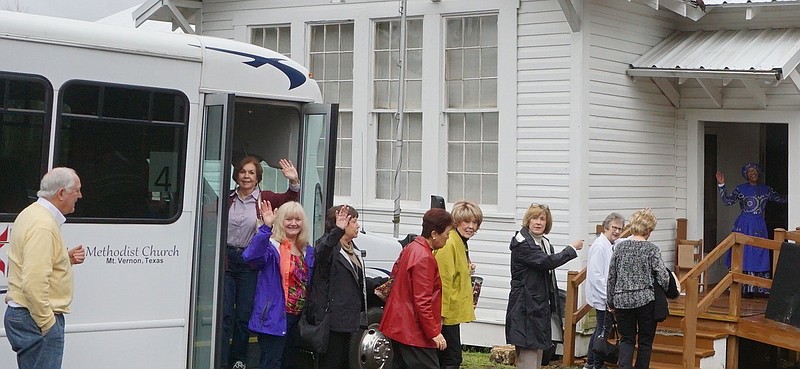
460, 347, 583, 369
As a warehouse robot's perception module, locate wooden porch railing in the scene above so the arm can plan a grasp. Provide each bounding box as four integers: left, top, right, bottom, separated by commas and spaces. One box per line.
563, 223, 800, 369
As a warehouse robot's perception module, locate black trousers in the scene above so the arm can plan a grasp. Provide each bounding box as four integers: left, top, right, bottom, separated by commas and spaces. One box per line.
318, 331, 352, 369
616, 301, 656, 369
437, 324, 462, 367
392, 340, 439, 369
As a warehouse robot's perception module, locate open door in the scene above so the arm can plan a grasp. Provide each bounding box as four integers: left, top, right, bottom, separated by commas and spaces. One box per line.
299, 103, 338, 242
189, 93, 234, 369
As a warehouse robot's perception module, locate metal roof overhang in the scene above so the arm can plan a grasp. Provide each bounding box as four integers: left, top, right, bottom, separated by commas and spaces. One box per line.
627, 28, 800, 108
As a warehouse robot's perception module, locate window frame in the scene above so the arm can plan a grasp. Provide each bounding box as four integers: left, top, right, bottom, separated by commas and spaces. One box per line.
0, 72, 53, 220
54, 79, 190, 224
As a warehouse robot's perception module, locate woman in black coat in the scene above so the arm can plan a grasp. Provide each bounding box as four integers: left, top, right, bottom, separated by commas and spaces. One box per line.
305, 205, 367, 369
505, 203, 583, 369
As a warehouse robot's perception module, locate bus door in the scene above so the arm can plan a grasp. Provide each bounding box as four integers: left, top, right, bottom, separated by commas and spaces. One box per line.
299, 103, 338, 241
191, 93, 234, 369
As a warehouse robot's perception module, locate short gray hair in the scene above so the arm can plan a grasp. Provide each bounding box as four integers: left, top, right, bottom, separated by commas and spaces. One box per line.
602, 212, 625, 230
37, 167, 78, 198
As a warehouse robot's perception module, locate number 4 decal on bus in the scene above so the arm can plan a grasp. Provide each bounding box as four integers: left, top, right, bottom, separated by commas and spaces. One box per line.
149, 152, 179, 193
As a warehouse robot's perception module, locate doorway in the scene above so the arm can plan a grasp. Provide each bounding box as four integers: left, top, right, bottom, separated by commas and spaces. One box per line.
703, 122, 788, 284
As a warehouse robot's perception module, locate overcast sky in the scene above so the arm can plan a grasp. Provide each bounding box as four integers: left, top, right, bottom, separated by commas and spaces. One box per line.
0, 0, 143, 21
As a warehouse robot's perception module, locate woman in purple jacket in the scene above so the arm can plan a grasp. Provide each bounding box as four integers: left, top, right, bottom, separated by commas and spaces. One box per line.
243, 201, 314, 369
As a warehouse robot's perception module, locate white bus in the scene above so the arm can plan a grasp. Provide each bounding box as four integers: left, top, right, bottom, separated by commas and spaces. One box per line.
0, 10, 395, 369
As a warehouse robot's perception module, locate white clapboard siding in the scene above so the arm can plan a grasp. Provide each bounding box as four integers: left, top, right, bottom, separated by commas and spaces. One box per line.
586, 0, 681, 265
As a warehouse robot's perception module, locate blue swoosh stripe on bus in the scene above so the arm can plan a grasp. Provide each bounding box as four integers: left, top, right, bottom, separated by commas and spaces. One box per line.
204, 46, 307, 90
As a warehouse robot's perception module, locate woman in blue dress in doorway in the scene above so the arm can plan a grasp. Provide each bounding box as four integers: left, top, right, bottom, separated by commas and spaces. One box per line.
715, 163, 787, 297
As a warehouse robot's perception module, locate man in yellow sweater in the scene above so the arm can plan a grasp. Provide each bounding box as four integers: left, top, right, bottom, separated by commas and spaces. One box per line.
4, 167, 85, 369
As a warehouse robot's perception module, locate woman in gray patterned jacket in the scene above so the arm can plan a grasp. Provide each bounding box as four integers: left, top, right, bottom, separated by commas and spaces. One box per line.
607, 209, 670, 369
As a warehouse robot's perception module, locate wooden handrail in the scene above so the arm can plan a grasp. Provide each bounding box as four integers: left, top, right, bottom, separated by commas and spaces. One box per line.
679, 231, 792, 369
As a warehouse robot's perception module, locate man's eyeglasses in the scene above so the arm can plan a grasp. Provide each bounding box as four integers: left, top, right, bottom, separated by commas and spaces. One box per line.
531, 203, 549, 209
611, 226, 624, 232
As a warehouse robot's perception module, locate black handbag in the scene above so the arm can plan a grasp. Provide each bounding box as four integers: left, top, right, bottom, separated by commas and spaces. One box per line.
592, 322, 619, 364
654, 269, 680, 322
297, 307, 330, 353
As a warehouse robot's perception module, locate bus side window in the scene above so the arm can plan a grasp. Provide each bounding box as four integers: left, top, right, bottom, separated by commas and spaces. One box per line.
56, 81, 188, 221
0, 73, 50, 216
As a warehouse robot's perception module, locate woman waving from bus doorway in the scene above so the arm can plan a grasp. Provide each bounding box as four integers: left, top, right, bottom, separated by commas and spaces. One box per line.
224, 156, 300, 369
242, 201, 314, 369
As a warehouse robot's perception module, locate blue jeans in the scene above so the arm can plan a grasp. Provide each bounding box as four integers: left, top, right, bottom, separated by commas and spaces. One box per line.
222, 246, 258, 367
586, 309, 614, 368
4, 306, 65, 369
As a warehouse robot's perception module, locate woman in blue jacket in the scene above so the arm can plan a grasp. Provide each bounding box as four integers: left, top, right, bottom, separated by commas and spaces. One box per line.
243, 201, 314, 369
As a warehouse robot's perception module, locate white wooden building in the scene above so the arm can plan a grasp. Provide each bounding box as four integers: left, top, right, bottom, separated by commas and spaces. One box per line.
136, 0, 800, 347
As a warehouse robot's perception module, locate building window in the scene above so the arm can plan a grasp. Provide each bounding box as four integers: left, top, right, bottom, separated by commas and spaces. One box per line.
251, 25, 291, 57
445, 15, 498, 204
375, 113, 422, 201
373, 19, 423, 201
310, 23, 354, 197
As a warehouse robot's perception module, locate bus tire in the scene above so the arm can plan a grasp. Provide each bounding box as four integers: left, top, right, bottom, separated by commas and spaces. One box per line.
349, 307, 393, 369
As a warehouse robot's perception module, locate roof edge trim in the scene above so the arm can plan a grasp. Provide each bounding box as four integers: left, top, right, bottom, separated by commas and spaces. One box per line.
626, 68, 781, 81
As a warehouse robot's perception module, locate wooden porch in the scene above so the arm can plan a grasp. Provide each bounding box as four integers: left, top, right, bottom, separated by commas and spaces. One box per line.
562, 222, 800, 369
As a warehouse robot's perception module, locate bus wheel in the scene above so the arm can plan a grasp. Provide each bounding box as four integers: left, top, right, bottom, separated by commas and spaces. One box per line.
349, 307, 393, 369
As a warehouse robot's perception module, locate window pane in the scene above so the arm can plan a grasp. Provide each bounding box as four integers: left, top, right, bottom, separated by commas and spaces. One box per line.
62, 84, 99, 115
265, 27, 278, 49
374, 81, 390, 109
464, 143, 481, 173
325, 24, 339, 51
464, 17, 481, 47
325, 54, 339, 80
448, 143, 463, 172
376, 141, 392, 169
406, 171, 421, 200
104, 87, 149, 120
405, 80, 422, 110
448, 113, 465, 141
310, 26, 324, 52
376, 22, 390, 49
390, 21, 400, 49
464, 174, 481, 201
339, 82, 353, 109
323, 82, 339, 103
482, 143, 498, 173
446, 18, 462, 48
406, 141, 422, 169
57, 82, 187, 219
252, 28, 264, 46
463, 79, 480, 108
341, 23, 354, 51
481, 79, 497, 108
407, 19, 423, 49
407, 50, 423, 79
446, 49, 463, 81
482, 15, 498, 47
465, 114, 481, 141
375, 51, 391, 79
376, 171, 391, 198
482, 175, 498, 204
341, 52, 354, 80
483, 112, 499, 141
279, 27, 291, 54
0, 74, 48, 214
310, 54, 324, 80
448, 173, 464, 202
463, 49, 480, 79
447, 81, 463, 108
481, 47, 498, 78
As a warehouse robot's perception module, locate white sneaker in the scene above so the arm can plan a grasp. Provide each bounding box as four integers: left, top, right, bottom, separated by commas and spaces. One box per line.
231, 361, 246, 369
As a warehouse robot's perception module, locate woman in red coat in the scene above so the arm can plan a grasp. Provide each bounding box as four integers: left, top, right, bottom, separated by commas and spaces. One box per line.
379, 208, 453, 369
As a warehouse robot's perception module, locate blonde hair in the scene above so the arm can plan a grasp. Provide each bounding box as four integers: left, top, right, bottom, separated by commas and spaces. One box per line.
451, 200, 483, 229
629, 208, 657, 236
522, 203, 552, 235
271, 201, 310, 247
